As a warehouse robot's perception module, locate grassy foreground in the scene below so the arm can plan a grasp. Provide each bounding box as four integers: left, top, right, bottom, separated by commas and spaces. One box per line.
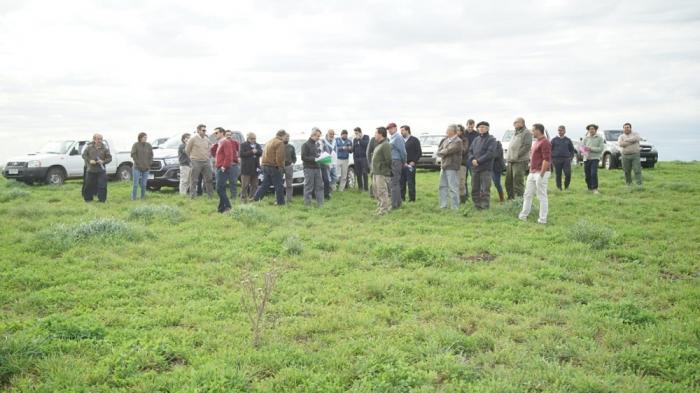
1, 162, 699, 392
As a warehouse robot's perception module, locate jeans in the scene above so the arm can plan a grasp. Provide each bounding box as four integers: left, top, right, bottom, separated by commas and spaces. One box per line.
254, 166, 285, 205
321, 165, 332, 197
400, 165, 416, 201
303, 167, 324, 207
354, 157, 369, 191
240, 174, 257, 203
131, 168, 148, 200
284, 164, 294, 202
584, 159, 599, 190
337, 159, 351, 191
492, 170, 503, 194
190, 160, 213, 198
390, 160, 402, 209
471, 170, 493, 209
552, 157, 572, 190
505, 161, 527, 199
179, 165, 191, 195
84, 170, 108, 202
228, 164, 241, 200
621, 153, 643, 186
519, 172, 550, 223
373, 174, 391, 214
438, 169, 459, 209
216, 167, 232, 212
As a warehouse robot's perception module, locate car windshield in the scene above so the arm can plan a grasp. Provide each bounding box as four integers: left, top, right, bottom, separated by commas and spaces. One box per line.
161, 136, 184, 149
419, 135, 444, 146
605, 130, 623, 141
37, 141, 74, 154
501, 130, 514, 143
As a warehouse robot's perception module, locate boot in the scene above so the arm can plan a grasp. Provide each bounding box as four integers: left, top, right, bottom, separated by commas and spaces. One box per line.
498, 191, 505, 203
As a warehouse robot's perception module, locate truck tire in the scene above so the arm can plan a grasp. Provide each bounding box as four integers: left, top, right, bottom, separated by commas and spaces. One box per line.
346, 166, 356, 189
603, 153, 613, 170
45, 167, 66, 185
117, 164, 132, 181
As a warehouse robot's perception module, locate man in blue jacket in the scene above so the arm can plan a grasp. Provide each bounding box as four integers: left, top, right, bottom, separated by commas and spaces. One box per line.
353, 127, 370, 192
550, 125, 575, 190
467, 121, 497, 210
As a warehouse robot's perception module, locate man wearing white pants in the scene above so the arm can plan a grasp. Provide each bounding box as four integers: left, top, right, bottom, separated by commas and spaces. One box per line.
519, 123, 552, 224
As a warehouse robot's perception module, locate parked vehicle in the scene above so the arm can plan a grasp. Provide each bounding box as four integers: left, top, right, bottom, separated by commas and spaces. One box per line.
417, 134, 444, 169
147, 131, 245, 190
600, 129, 658, 169
272, 137, 356, 190
2, 139, 132, 185
151, 137, 170, 149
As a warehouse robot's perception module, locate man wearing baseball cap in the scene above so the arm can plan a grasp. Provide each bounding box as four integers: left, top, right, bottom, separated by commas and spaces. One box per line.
387, 122, 407, 209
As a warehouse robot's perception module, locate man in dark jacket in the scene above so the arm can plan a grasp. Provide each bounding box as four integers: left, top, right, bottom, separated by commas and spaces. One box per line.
550, 125, 575, 190
239, 133, 262, 203
492, 141, 505, 203
457, 126, 470, 204
353, 127, 370, 192
283, 133, 297, 203
301, 128, 324, 207
468, 121, 497, 210
82, 133, 112, 203
366, 135, 377, 199
178, 133, 191, 196
399, 125, 422, 202
464, 119, 478, 199
371, 127, 393, 215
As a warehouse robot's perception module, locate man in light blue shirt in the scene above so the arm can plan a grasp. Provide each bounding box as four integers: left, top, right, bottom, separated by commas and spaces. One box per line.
387, 122, 407, 209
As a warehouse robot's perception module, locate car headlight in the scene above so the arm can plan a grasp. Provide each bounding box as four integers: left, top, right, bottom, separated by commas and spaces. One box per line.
164, 157, 179, 166
27, 160, 41, 168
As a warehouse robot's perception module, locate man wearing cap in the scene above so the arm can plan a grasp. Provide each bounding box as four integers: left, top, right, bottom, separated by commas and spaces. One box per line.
468, 121, 497, 209
335, 129, 353, 191
505, 117, 532, 200
387, 122, 407, 209
353, 127, 370, 192
253, 130, 288, 205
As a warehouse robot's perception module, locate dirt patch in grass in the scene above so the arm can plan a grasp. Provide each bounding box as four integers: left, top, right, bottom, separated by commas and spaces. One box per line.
461, 251, 497, 263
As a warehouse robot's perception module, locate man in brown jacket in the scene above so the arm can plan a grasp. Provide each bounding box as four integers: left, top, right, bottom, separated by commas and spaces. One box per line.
437, 124, 463, 209
253, 129, 288, 205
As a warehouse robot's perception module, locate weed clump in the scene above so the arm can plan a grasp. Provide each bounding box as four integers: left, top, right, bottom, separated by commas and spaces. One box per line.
41, 315, 106, 340
36, 218, 142, 253
0, 188, 30, 203
230, 204, 270, 225
129, 204, 183, 224
569, 220, 616, 249
240, 269, 279, 348
282, 235, 304, 256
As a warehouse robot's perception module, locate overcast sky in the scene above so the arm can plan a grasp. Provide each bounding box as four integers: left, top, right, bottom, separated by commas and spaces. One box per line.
1, 0, 699, 161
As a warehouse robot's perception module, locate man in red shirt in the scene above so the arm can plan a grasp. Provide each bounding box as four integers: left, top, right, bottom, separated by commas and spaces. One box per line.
519, 123, 552, 224
214, 127, 235, 213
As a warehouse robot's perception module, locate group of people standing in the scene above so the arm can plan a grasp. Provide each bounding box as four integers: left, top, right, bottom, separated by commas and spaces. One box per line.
81, 119, 646, 222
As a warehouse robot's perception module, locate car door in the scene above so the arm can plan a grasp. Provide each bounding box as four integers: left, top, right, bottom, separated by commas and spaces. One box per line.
66, 141, 86, 177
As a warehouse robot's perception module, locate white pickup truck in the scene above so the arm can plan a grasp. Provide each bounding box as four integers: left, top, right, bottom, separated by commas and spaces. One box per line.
2, 139, 133, 185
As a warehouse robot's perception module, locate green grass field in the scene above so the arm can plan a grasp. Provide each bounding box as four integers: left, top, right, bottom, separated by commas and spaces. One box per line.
1, 162, 699, 392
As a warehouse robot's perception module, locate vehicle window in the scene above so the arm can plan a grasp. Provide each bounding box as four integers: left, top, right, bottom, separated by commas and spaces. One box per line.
605, 130, 623, 141
502, 130, 514, 143
38, 141, 75, 154
161, 135, 184, 149
419, 136, 444, 145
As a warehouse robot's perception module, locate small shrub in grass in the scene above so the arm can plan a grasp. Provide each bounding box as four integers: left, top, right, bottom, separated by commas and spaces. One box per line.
568, 220, 615, 249
230, 204, 270, 225
36, 218, 142, 253
41, 315, 106, 340
129, 204, 183, 224
282, 235, 304, 256
401, 245, 448, 267
373, 243, 404, 260
665, 182, 694, 192
241, 269, 279, 348
0, 335, 46, 387
0, 188, 30, 203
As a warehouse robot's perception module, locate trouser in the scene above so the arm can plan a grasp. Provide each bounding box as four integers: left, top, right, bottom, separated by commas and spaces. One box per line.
621, 153, 643, 186
190, 160, 213, 198
552, 157, 572, 190
240, 174, 258, 203
471, 170, 493, 210
519, 172, 550, 223
84, 170, 108, 202
179, 165, 191, 195
254, 166, 285, 205
321, 165, 332, 197
215, 167, 232, 212
337, 159, 350, 191
354, 157, 369, 191
400, 165, 416, 201
303, 168, 324, 207
227, 164, 240, 200
284, 164, 294, 202
390, 160, 402, 209
458, 165, 468, 197
584, 159, 599, 190
131, 168, 148, 200
492, 170, 503, 194
505, 161, 527, 199
373, 174, 391, 214
438, 169, 459, 209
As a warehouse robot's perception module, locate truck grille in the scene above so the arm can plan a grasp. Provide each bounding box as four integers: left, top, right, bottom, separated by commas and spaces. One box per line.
640, 145, 652, 152
150, 160, 163, 171
6, 161, 27, 167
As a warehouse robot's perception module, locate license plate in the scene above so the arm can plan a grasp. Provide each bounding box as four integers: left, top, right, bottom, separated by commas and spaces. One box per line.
8, 169, 18, 174
148, 173, 154, 180
640, 157, 647, 162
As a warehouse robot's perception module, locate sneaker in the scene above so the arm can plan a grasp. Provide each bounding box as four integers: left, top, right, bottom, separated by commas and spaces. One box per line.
518, 215, 527, 222
537, 219, 547, 225
592, 190, 600, 195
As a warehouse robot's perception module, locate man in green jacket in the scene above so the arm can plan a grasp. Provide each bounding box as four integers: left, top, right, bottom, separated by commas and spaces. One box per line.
371, 127, 392, 215
582, 124, 604, 194
505, 117, 533, 200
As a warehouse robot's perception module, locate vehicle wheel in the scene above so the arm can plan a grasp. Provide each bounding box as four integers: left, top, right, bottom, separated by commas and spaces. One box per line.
45, 167, 66, 185
23, 179, 34, 185
645, 162, 655, 169
346, 167, 356, 189
117, 164, 132, 181
603, 153, 613, 170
